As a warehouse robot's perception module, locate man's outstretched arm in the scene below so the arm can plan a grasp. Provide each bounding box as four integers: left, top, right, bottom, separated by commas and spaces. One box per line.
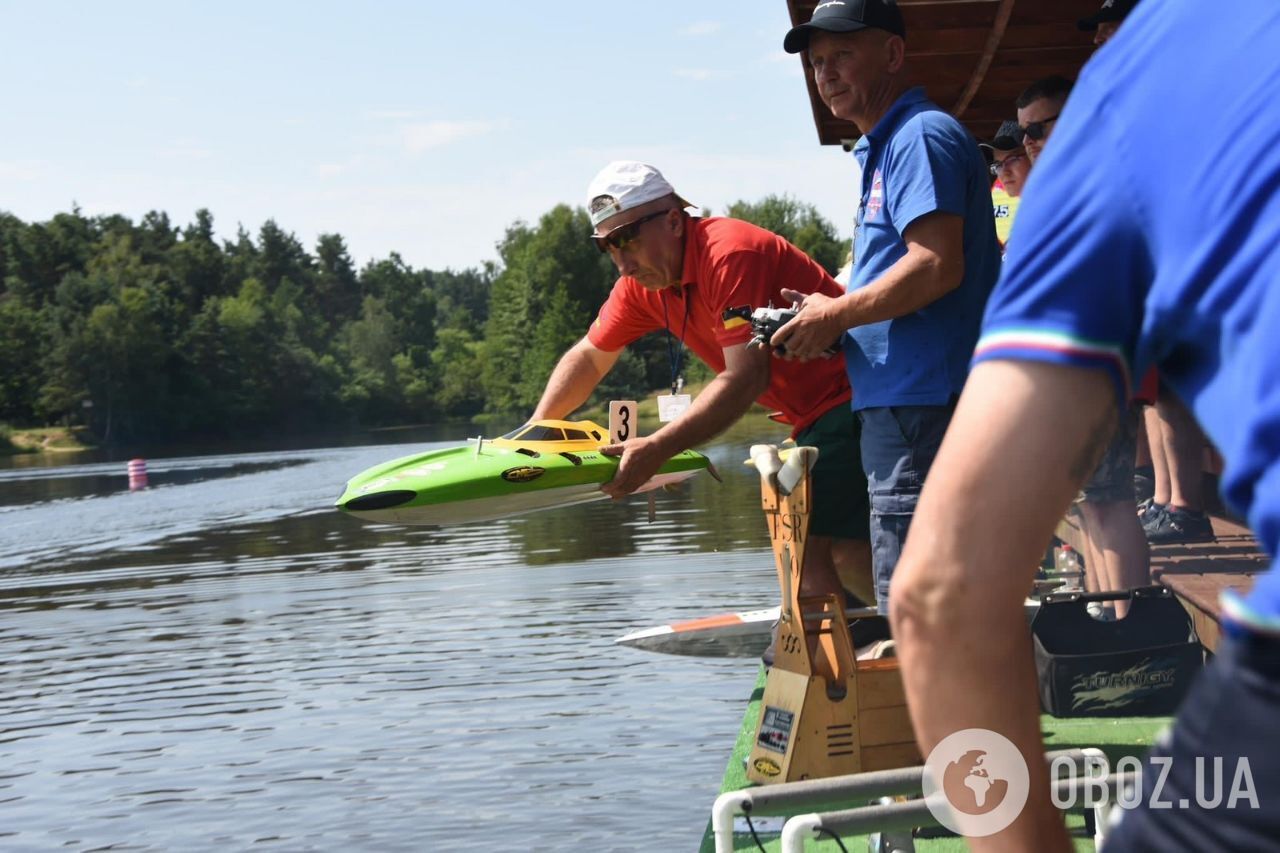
601, 341, 769, 497
531, 336, 623, 421
890, 359, 1117, 852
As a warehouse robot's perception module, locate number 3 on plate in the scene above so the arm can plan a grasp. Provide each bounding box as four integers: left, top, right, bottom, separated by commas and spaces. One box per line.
608, 401, 637, 444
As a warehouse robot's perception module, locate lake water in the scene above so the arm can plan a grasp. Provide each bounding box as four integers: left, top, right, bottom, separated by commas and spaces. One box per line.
0, 420, 792, 851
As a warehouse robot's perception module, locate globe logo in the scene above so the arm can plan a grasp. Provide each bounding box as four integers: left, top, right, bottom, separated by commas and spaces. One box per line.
923, 729, 1030, 837
942, 749, 1009, 815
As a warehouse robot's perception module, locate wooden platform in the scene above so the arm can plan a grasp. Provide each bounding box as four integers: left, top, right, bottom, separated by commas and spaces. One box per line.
1054, 510, 1267, 653
1150, 515, 1267, 653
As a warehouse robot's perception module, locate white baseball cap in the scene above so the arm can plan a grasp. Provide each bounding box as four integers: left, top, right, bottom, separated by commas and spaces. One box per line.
586, 161, 693, 230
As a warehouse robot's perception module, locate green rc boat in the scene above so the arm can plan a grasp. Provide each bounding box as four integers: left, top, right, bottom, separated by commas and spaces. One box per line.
335, 418, 712, 526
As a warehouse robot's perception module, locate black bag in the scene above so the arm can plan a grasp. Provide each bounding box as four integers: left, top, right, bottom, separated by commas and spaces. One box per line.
1031, 586, 1202, 717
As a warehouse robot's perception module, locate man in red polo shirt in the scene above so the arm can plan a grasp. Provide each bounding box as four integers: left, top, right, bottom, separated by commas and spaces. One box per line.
531, 160, 870, 609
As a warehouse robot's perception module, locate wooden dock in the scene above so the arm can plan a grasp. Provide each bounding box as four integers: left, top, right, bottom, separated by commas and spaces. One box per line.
1057, 505, 1267, 653
1150, 515, 1267, 653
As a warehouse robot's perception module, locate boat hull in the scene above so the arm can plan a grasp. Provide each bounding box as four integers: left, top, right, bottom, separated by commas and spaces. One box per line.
335, 425, 710, 526
616, 607, 779, 658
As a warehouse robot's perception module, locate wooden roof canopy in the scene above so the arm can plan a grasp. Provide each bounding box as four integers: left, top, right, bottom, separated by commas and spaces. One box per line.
785, 0, 1103, 146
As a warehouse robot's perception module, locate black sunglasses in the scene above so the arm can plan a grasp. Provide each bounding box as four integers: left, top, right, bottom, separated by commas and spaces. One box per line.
591, 209, 670, 254
1020, 114, 1060, 142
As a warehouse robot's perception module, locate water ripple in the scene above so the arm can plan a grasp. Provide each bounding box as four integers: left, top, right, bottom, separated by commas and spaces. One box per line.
0, 426, 790, 850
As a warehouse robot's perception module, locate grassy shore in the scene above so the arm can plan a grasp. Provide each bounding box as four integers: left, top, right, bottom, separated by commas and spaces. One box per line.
1, 426, 95, 455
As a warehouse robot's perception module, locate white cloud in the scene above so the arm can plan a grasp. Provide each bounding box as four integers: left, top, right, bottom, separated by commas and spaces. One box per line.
400, 120, 504, 153
678, 21, 721, 37
315, 163, 346, 178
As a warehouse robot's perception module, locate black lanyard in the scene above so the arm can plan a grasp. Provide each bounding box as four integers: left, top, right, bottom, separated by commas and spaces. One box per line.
660, 288, 691, 396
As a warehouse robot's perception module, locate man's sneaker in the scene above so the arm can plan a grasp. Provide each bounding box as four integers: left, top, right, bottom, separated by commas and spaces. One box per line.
1144, 505, 1215, 544
1136, 498, 1165, 526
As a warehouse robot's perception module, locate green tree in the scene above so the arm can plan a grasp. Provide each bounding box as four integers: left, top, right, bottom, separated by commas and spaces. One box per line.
431, 265, 492, 334
0, 194, 838, 442
168, 209, 228, 316
726, 195, 847, 275
431, 327, 485, 416
184, 278, 277, 432
222, 226, 259, 295
5, 208, 95, 307
256, 219, 312, 293
0, 297, 46, 422
594, 348, 647, 404
481, 204, 614, 413
66, 286, 171, 441
134, 210, 179, 266
315, 233, 360, 323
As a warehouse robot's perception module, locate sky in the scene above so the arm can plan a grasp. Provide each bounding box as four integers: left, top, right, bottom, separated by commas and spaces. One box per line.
1, 1, 861, 273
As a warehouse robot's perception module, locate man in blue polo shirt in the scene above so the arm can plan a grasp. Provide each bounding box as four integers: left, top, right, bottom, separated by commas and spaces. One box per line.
776, 0, 1001, 613
889, 0, 1280, 848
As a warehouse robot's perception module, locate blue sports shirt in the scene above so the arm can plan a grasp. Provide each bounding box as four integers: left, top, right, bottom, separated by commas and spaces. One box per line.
846, 87, 1002, 410
974, 0, 1280, 628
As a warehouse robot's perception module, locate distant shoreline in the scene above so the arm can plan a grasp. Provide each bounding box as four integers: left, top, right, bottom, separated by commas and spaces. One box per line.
2, 426, 94, 456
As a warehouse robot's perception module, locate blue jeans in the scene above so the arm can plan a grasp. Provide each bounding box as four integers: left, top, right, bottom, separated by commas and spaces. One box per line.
857, 403, 955, 614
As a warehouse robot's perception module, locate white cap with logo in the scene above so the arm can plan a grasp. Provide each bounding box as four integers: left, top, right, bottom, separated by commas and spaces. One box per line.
586, 161, 693, 230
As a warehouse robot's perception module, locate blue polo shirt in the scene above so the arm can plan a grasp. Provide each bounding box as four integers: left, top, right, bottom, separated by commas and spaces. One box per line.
974, 0, 1280, 628
845, 87, 1001, 410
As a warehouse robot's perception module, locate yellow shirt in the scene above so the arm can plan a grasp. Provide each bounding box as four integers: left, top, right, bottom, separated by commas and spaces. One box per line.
992, 182, 1020, 248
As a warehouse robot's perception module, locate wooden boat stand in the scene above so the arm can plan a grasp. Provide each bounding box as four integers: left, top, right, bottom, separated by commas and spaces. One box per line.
745, 445, 919, 786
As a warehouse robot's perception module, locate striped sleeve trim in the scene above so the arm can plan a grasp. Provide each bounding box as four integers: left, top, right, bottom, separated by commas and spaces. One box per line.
972, 328, 1132, 404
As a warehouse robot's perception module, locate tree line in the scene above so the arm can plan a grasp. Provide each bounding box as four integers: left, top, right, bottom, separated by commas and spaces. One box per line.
0, 196, 845, 444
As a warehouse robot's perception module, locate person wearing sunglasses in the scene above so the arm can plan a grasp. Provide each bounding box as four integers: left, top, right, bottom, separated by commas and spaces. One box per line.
891, 1, 1280, 848
530, 161, 876, 637
1015, 75, 1073, 164
980, 120, 1031, 250
1018, 71, 1152, 621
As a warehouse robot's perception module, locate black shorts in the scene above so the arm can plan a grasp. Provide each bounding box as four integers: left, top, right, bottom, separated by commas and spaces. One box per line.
795, 404, 870, 541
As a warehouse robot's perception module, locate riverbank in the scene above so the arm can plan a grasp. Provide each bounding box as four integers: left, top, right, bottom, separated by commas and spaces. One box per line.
0, 388, 760, 461
1, 426, 94, 456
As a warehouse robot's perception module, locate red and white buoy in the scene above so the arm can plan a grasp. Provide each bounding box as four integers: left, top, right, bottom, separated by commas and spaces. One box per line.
127, 458, 148, 491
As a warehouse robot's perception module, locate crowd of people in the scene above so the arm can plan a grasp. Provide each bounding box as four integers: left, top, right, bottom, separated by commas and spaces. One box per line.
524, 0, 1277, 848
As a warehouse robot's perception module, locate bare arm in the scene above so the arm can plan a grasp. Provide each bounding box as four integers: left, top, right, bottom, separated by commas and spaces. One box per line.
601, 341, 770, 497
531, 336, 623, 421
773, 211, 966, 359
890, 360, 1116, 852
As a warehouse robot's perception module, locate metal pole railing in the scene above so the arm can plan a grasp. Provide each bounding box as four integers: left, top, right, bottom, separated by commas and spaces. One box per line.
779, 766, 1136, 853
712, 748, 1109, 853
